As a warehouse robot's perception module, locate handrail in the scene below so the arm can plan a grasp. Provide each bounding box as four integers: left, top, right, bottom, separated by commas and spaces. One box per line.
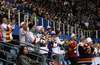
0, 36, 59, 55
0, 41, 20, 49
0, 58, 16, 64
0, 42, 16, 49
0, 41, 57, 63
29, 52, 42, 58
0, 49, 17, 57
0, 42, 57, 62
0, 43, 42, 64
0, 35, 59, 63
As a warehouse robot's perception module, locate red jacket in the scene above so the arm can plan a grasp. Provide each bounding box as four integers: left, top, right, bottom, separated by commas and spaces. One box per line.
69, 40, 77, 58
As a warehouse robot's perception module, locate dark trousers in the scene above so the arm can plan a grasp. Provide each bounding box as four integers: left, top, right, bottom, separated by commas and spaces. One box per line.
70, 57, 78, 65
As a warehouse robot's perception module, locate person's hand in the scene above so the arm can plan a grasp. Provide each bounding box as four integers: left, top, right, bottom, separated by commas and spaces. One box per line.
39, 35, 43, 39
51, 38, 55, 42
48, 38, 52, 42
45, 39, 48, 42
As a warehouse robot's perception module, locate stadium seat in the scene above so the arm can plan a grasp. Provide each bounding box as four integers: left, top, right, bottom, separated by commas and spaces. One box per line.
10, 49, 17, 61
0, 61, 3, 65
6, 54, 13, 61
6, 48, 17, 61
13, 46, 19, 53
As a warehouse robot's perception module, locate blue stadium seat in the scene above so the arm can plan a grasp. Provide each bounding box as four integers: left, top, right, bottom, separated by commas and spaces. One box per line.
10, 49, 17, 55
0, 61, 3, 65
10, 49, 17, 60
6, 54, 13, 61
13, 46, 19, 54
6, 48, 17, 61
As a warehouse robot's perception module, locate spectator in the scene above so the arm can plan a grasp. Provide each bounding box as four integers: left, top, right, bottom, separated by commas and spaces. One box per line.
63, 38, 70, 60
69, 33, 77, 65
19, 22, 29, 45
1, 17, 15, 51
46, 26, 52, 35
77, 37, 92, 65
17, 46, 34, 65
55, 30, 67, 65
84, 21, 89, 30
27, 24, 42, 61
91, 40, 100, 65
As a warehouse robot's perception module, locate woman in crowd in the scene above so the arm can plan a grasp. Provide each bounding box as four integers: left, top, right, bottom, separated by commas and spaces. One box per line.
91, 40, 100, 65
17, 46, 34, 65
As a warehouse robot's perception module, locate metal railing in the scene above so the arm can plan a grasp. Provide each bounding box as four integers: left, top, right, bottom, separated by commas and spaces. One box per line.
0, 6, 100, 39
0, 36, 61, 65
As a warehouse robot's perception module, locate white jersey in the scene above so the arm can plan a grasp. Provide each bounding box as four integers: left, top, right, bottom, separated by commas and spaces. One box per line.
27, 31, 40, 52
52, 37, 65, 55
19, 27, 29, 46
91, 48, 100, 65
1, 23, 15, 42
77, 42, 84, 56
37, 33, 48, 54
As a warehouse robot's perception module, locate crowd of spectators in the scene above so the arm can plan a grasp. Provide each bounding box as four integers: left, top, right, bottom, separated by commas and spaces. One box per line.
0, 0, 100, 65
10, 0, 100, 30
0, 0, 100, 30
0, 0, 100, 38
1, 16, 100, 65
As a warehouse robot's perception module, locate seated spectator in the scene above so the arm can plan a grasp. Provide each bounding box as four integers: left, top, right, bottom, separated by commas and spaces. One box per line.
16, 46, 34, 65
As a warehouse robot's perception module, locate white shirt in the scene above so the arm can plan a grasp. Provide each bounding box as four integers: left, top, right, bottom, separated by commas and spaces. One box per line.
19, 27, 29, 46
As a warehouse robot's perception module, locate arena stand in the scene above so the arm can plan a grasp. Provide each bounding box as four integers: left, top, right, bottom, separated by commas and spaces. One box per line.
0, 0, 100, 65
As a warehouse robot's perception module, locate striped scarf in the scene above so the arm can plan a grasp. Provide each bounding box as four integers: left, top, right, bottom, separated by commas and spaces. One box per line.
6, 24, 14, 42
23, 27, 27, 42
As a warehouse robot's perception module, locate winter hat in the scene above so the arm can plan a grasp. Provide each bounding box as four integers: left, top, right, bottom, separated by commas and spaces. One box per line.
87, 37, 92, 43
21, 22, 26, 26
47, 26, 52, 30
37, 26, 43, 31
50, 31, 56, 35
80, 36, 86, 41
71, 33, 76, 38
